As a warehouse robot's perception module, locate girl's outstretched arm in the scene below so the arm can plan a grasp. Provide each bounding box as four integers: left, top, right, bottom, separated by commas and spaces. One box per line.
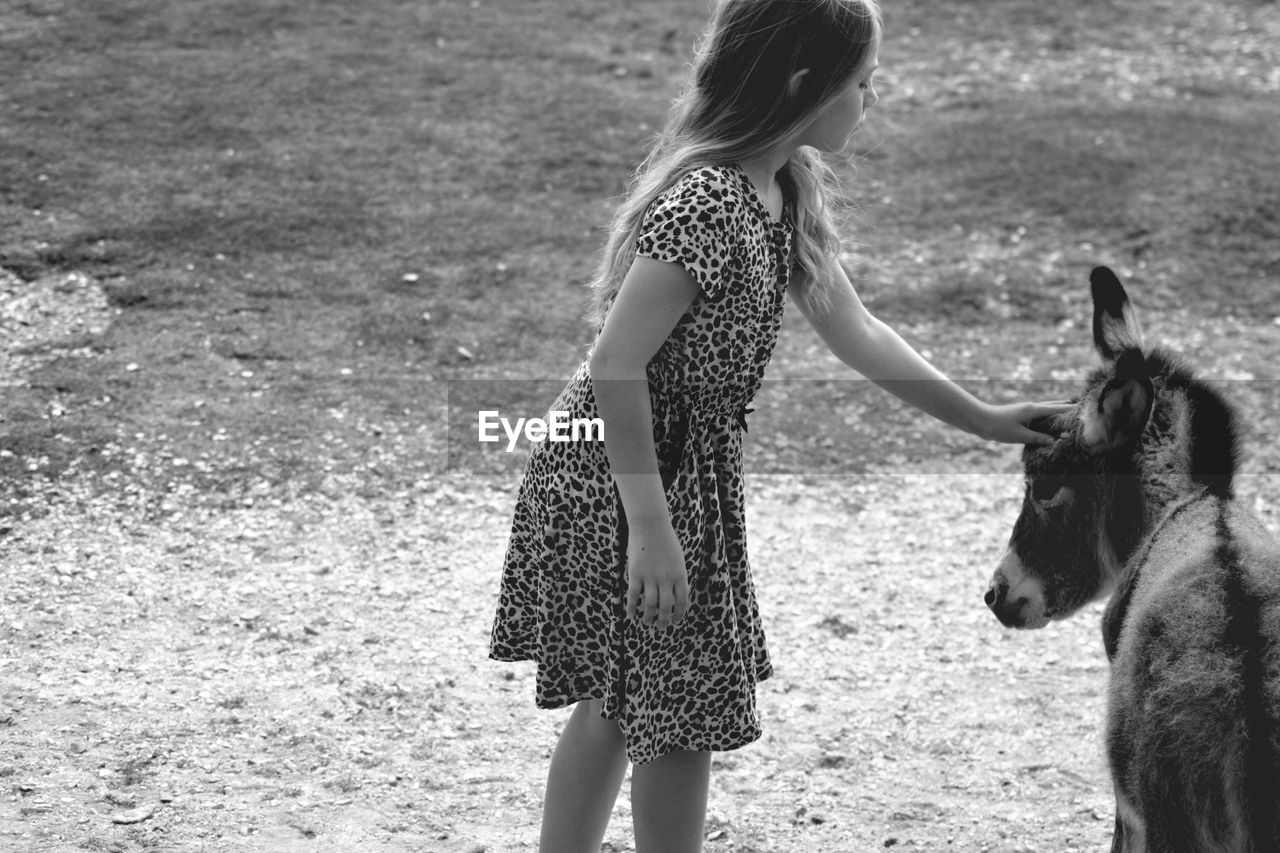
794, 263, 1071, 446
590, 257, 700, 630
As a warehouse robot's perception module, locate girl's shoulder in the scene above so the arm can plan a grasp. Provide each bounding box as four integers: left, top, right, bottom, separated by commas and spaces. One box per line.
650, 163, 752, 222
669, 162, 739, 190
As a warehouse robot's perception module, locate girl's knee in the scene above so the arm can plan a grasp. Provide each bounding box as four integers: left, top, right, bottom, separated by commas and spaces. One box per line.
664, 748, 710, 762
639, 749, 711, 773
572, 698, 625, 743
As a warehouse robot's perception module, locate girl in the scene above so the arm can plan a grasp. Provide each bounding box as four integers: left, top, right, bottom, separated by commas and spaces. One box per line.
490, 1, 1071, 850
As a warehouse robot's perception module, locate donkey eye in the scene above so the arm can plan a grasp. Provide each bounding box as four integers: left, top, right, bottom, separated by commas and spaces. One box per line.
1030, 477, 1064, 503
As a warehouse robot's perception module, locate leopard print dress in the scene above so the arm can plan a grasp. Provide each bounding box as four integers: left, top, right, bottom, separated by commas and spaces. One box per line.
490, 163, 794, 765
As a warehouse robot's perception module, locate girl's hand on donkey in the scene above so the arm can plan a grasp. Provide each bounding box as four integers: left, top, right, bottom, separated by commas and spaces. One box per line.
625, 524, 691, 630
978, 400, 1076, 446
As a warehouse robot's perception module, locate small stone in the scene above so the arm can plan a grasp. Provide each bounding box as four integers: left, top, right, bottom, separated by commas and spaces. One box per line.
111, 804, 156, 825
818, 752, 848, 769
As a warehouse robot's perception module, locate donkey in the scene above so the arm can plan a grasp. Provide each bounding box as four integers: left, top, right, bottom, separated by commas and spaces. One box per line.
985, 267, 1280, 852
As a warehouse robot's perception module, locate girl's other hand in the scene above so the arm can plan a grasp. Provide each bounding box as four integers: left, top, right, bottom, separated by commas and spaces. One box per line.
980, 400, 1076, 446
624, 521, 691, 630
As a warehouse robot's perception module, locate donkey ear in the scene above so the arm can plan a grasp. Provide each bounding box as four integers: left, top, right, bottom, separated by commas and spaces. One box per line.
1081, 352, 1154, 452
1091, 266, 1144, 362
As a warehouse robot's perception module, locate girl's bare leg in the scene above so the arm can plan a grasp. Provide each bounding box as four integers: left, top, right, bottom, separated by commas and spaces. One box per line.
631, 749, 711, 853
538, 699, 629, 853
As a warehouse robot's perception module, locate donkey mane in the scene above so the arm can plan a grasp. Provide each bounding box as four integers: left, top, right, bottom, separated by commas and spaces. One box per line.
1110, 347, 1243, 497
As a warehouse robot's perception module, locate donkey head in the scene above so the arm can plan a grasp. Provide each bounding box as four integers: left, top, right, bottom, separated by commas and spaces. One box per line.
986, 267, 1156, 629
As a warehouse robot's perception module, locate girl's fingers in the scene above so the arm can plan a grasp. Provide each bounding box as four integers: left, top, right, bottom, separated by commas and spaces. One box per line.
632, 581, 690, 629
655, 593, 674, 630
672, 578, 690, 625
1036, 402, 1076, 419
1024, 401, 1076, 445
672, 594, 690, 625
1026, 429, 1057, 447
641, 585, 660, 627
657, 580, 691, 630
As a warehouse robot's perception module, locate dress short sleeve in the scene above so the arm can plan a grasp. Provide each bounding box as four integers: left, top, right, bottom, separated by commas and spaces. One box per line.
635, 170, 737, 300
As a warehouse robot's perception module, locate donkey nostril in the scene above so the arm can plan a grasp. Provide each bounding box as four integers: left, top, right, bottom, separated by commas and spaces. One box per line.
985, 583, 1004, 610
984, 587, 997, 608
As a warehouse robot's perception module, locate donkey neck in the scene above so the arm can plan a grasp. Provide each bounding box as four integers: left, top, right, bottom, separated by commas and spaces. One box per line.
1100, 390, 1200, 571
1099, 381, 1231, 661
1101, 485, 1219, 660
1138, 352, 1241, 501
1138, 385, 1207, 515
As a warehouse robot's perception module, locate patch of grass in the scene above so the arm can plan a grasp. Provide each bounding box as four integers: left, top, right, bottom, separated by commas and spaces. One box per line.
866, 97, 1280, 312
1, 0, 1277, 508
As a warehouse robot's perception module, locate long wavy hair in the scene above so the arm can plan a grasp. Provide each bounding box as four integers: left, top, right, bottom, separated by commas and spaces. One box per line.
587, 0, 882, 327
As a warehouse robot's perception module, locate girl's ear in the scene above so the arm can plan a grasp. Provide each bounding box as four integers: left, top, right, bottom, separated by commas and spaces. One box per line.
788, 68, 810, 98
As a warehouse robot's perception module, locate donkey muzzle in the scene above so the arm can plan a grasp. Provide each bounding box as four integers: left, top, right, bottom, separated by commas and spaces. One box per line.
986, 550, 1050, 630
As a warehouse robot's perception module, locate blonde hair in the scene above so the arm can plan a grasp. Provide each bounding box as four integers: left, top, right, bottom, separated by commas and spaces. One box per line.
587, 0, 882, 326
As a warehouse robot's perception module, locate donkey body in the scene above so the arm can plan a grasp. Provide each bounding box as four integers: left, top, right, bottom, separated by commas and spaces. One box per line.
986, 268, 1280, 853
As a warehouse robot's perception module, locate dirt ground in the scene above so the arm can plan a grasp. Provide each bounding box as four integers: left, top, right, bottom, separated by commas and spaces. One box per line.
2, 466, 1116, 853
4, 464, 1277, 852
